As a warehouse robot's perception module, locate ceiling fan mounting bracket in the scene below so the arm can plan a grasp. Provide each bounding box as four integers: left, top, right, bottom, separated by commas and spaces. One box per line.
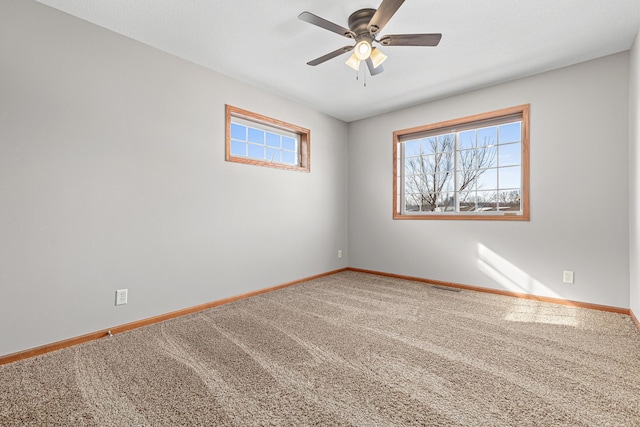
348, 8, 377, 37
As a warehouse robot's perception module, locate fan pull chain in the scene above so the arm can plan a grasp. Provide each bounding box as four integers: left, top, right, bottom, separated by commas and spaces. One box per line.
354, 62, 367, 87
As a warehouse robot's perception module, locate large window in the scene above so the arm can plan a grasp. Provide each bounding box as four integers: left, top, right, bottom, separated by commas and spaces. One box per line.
393, 105, 529, 220
226, 105, 310, 172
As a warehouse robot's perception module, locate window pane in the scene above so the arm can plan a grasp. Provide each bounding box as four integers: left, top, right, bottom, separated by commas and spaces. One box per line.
434, 152, 454, 173
476, 191, 498, 211
442, 176, 454, 192
421, 154, 436, 174
499, 190, 521, 211
422, 137, 438, 155
477, 168, 498, 191
499, 122, 521, 144
266, 147, 281, 163
438, 134, 455, 152
477, 126, 497, 147
247, 144, 264, 159
405, 174, 425, 194
458, 149, 476, 170
477, 146, 497, 169
421, 198, 437, 212
458, 147, 497, 190
227, 106, 309, 172
405, 156, 422, 175
459, 130, 476, 149
498, 143, 521, 167
266, 132, 280, 148
248, 128, 264, 144
404, 175, 416, 193
230, 140, 246, 156
405, 140, 421, 157
282, 137, 296, 151
499, 166, 521, 189
282, 151, 296, 165
407, 192, 436, 212
232, 122, 298, 166
405, 194, 421, 212
458, 167, 486, 193
231, 123, 246, 141
422, 195, 435, 212
426, 172, 453, 194
437, 192, 455, 211
420, 152, 454, 173
458, 191, 476, 211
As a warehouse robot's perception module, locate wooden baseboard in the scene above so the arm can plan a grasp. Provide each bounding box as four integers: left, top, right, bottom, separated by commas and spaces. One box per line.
3, 267, 637, 366
0, 268, 348, 366
347, 267, 631, 316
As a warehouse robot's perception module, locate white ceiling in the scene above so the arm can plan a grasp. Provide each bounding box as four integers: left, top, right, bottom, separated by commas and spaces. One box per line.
35, 0, 640, 122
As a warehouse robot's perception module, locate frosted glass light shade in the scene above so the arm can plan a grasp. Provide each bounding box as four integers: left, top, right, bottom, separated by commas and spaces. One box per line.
345, 52, 361, 71
369, 47, 387, 68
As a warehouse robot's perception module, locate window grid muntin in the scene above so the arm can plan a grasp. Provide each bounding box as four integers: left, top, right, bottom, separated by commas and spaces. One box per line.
401, 120, 523, 215
225, 105, 310, 173
230, 120, 300, 167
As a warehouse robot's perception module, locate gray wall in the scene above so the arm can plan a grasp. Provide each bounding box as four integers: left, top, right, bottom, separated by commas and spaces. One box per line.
1, 0, 636, 358
0, 0, 349, 357
631, 30, 640, 319
349, 53, 630, 309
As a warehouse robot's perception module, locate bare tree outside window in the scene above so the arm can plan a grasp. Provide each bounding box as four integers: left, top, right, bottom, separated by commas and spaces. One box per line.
393, 104, 529, 220
404, 134, 454, 212
404, 133, 497, 212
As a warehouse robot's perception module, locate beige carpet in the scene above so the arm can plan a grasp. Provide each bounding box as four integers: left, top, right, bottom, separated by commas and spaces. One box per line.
2, 271, 640, 426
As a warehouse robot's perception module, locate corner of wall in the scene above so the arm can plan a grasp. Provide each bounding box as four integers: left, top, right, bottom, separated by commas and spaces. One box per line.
631, 308, 640, 334
630, 28, 640, 318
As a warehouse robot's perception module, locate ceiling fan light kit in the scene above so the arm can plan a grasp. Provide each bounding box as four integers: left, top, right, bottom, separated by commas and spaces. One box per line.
355, 40, 372, 60
345, 39, 387, 72
299, 0, 442, 79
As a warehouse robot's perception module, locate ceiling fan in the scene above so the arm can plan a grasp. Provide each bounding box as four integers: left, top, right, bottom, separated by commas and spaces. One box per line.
298, 0, 442, 76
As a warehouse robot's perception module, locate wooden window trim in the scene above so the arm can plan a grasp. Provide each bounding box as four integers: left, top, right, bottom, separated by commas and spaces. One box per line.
393, 104, 530, 221
225, 105, 310, 172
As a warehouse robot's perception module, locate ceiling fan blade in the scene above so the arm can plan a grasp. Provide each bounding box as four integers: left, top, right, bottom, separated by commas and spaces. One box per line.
379, 33, 442, 47
307, 46, 354, 66
366, 58, 384, 76
368, 0, 405, 35
298, 12, 355, 39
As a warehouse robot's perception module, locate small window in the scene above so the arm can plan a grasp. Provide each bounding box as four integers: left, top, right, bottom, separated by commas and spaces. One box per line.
226, 105, 310, 172
393, 105, 529, 220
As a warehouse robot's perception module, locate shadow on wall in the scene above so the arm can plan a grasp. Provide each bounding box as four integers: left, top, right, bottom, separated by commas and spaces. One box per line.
477, 243, 580, 327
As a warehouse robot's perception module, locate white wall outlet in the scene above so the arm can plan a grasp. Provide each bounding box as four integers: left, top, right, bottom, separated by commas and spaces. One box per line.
338, 249, 343, 259
563, 271, 575, 284
115, 289, 128, 306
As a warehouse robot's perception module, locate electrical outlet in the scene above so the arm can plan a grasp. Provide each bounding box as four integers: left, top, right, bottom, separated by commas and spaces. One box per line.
115, 289, 128, 306
338, 249, 343, 259
562, 271, 574, 284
